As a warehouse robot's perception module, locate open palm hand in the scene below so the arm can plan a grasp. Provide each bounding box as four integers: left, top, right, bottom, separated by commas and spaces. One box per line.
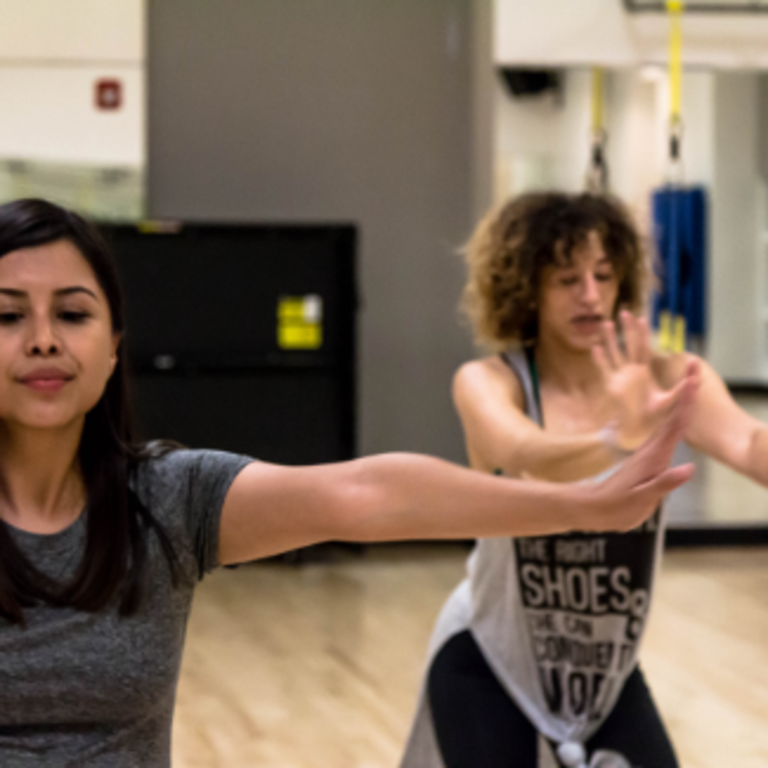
593, 311, 689, 451
588, 358, 699, 532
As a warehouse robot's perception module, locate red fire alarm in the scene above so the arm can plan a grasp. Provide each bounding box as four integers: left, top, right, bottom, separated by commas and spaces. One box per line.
95, 79, 122, 110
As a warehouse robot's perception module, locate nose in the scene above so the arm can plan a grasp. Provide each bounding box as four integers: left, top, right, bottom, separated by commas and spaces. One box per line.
26, 314, 61, 357
581, 273, 600, 305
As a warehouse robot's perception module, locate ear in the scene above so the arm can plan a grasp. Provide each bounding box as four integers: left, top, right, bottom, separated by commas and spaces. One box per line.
109, 332, 122, 373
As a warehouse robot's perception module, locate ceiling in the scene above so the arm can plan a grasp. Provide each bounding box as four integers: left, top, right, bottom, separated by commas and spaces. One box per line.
495, 0, 768, 68
625, 0, 768, 12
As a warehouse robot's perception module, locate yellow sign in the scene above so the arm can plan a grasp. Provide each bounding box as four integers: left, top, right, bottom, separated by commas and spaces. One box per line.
277, 295, 323, 350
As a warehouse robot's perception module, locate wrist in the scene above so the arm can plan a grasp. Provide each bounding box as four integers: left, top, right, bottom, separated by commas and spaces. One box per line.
599, 422, 636, 458
564, 483, 603, 533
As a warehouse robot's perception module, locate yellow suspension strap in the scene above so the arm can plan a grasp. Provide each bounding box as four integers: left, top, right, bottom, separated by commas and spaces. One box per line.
658, 0, 686, 353
585, 67, 609, 194
668, 0, 683, 132
667, 1, 684, 185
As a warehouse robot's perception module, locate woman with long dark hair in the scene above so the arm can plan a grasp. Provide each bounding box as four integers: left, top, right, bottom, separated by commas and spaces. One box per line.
0, 198, 695, 766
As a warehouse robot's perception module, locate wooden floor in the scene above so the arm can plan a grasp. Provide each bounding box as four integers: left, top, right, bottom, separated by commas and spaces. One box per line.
173, 544, 768, 768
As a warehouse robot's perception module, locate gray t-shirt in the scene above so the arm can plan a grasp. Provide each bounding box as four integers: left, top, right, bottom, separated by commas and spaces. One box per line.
0, 448, 252, 767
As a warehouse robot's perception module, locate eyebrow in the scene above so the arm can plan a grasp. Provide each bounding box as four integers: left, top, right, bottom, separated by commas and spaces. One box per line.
554, 256, 612, 269
0, 286, 100, 300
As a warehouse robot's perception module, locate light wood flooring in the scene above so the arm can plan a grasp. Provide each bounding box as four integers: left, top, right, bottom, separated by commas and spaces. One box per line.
173, 544, 768, 768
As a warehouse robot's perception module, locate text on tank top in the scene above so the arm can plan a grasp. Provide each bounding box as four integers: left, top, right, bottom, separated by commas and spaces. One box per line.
501, 348, 661, 726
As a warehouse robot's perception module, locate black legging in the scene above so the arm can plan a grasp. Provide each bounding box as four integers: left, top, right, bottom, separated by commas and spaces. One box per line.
428, 630, 679, 768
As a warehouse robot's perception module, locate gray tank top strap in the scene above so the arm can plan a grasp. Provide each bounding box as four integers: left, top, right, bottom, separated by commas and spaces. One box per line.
500, 348, 543, 427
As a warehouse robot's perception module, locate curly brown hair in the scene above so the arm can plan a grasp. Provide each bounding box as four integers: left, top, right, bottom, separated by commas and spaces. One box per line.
461, 191, 648, 349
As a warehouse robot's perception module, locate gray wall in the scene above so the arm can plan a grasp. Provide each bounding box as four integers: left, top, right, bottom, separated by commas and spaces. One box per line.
708, 72, 763, 382
147, 0, 475, 461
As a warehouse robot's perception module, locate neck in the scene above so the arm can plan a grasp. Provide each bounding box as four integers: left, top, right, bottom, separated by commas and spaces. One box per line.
0, 419, 86, 533
535, 331, 603, 394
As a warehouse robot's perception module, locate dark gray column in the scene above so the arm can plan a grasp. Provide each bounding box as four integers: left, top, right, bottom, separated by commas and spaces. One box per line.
147, 0, 475, 460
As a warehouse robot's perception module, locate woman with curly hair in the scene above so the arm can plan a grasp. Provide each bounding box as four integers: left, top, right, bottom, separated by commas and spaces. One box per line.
401, 191, 768, 768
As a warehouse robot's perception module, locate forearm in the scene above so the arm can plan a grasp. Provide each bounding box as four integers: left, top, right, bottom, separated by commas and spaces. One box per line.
743, 426, 768, 487
688, 416, 768, 488
499, 431, 621, 483
336, 452, 585, 542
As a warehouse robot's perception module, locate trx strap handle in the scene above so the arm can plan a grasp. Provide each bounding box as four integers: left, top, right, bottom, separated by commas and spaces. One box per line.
586, 67, 609, 194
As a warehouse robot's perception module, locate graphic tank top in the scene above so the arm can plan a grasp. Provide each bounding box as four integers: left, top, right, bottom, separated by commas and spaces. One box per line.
468, 349, 665, 742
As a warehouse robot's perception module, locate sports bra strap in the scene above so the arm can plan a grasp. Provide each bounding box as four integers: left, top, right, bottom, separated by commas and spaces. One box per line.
499, 347, 543, 428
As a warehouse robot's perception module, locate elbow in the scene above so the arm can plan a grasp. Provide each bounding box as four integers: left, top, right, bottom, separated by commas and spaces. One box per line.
495, 438, 533, 479
321, 457, 392, 543
328, 453, 428, 543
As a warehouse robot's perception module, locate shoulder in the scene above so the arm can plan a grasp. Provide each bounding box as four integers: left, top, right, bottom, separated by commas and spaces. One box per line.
453, 355, 525, 412
135, 444, 233, 478
132, 446, 254, 514
130, 446, 254, 578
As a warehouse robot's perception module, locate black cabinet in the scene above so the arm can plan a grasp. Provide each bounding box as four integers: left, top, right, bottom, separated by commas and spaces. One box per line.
101, 223, 357, 464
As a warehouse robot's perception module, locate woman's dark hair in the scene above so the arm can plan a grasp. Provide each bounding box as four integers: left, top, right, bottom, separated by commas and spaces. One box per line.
461, 192, 648, 349
0, 198, 179, 625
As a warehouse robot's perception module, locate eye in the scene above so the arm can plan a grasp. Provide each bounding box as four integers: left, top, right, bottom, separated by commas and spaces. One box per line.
559, 275, 579, 287
595, 272, 614, 283
0, 311, 23, 325
59, 310, 90, 323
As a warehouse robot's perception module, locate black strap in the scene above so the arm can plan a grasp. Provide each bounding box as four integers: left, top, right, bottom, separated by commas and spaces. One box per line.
523, 346, 543, 426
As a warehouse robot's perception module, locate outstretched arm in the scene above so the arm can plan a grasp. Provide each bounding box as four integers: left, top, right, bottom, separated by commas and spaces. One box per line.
218, 368, 697, 564
454, 312, 690, 482
674, 355, 768, 487
453, 355, 620, 482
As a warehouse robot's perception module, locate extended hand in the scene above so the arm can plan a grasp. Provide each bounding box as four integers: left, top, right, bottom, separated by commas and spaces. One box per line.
586, 358, 699, 532
592, 310, 688, 451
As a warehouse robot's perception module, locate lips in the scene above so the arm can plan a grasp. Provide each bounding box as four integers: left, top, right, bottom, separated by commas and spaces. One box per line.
18, 368, 74, 393
570, 315, 604, 337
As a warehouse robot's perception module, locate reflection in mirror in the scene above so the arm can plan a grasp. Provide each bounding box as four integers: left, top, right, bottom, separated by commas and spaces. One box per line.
492, 63, 768, 536
0, 160, 143, 221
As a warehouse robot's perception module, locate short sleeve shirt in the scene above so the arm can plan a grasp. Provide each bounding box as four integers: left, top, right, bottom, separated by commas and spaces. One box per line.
0, 448, 252, 767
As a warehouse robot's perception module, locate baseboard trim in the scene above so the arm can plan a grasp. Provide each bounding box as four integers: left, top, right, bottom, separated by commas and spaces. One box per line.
664, 525, 768, 547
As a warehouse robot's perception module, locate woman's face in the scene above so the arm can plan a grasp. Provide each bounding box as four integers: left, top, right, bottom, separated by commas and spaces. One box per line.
0, 239, 119, 433
537, 230, 619, 353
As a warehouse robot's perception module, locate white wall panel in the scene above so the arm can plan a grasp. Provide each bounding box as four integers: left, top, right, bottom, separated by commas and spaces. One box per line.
0, 0, 144, 167
494, 0, 635, 67
0, 0, 143, 62
0, 67, 144, 166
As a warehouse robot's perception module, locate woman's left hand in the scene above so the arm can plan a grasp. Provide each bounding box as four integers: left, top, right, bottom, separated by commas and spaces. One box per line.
592, 310, 692, 451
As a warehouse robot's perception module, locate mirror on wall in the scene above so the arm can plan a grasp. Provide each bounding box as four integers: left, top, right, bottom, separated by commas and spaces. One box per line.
491, 61, 768, 538
0, 0, 145, 221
